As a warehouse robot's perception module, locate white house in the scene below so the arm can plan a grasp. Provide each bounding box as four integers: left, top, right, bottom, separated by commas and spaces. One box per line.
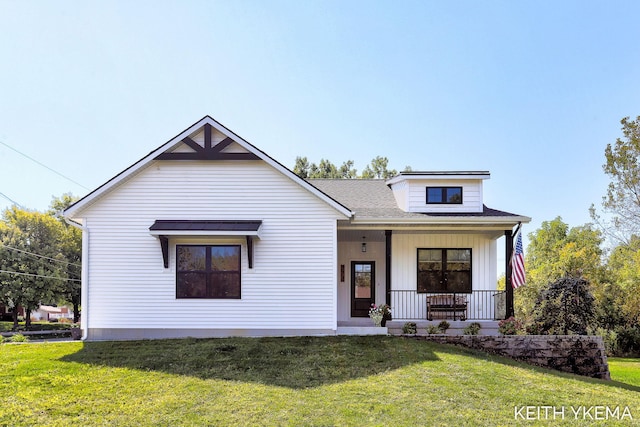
31, 305, 73, 321
64, 116, 530, 341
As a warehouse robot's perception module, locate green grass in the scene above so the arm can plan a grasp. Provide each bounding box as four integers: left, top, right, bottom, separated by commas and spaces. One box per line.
1, 336, 639, 426
609, 357, 640, 388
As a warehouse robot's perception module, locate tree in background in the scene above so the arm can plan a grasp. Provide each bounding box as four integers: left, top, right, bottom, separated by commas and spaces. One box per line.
293, 157, 358, 179
0, 207, 66, 328
516, 217, 605, 323
48, 193, 82, 322
606, 235, 640, 324
0, 221, 29, 328
592, 116, 640, 244
361, 156, 397, 179
293, 155, 404, 179
586, 115, 640, 354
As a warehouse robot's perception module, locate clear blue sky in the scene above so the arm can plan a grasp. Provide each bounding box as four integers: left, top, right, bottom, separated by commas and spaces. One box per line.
1, 1, 639, 256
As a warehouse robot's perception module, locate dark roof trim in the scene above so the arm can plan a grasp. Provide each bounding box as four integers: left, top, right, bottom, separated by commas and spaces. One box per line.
150, 220, 262, 232
422, 205, 522, 218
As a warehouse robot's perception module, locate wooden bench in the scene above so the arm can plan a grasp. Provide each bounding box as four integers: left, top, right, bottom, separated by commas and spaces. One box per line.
427, 294, 468, 321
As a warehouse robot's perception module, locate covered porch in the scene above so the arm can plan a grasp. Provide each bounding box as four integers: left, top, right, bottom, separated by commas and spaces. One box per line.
336, 227, 519, 325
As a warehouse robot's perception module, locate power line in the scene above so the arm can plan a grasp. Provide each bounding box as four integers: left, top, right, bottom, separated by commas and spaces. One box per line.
0, 243, 81, 268
0, 269, 80, 282
0, 139, 90, 190
0, 191, 24, 209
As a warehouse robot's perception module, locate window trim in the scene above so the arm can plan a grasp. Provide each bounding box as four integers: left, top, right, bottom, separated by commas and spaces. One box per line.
425, 186, 463, 204
417, 248, 472, 293
176, 244, 242, 299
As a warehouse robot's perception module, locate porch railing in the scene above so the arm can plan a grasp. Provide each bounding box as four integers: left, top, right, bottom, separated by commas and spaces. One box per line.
389, 290, 506, 321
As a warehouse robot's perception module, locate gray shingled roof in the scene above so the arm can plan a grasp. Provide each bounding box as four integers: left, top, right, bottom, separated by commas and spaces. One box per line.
308, 179, 526, 221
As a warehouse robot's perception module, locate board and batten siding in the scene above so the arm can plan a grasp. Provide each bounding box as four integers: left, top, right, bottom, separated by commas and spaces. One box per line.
390, 231, 497, 319
79, 160, 345, 339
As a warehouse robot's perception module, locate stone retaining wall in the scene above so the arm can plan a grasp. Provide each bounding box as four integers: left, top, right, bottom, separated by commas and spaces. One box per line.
414, 335, 610, 380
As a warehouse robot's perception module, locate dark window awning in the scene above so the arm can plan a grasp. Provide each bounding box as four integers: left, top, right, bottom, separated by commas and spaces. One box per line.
149, 220, 262, 236
149, 220, 262, 269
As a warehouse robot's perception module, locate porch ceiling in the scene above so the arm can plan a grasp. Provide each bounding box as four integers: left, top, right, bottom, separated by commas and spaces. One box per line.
337, 222, 516, 239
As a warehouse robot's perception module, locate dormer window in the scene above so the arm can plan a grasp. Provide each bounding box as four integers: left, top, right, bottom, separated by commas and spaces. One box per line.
426, 187, 462, 204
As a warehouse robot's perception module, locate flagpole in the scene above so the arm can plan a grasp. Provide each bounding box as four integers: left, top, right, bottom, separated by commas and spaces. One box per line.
505, 229, 514, 319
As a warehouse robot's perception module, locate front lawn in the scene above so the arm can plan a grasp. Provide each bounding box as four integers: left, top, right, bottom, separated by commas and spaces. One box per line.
1, 336, 638, 426
609, 357, 640, 388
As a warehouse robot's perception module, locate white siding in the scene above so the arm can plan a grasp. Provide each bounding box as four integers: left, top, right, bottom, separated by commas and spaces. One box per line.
390, 231, 497, 318
391, 179, 484, 213
80, 160, 344, 333
389, 180, 408, 211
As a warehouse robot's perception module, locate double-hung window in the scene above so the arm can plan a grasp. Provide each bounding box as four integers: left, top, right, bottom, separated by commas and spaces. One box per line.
176, 245, 241, 299
417, 248, 471, 293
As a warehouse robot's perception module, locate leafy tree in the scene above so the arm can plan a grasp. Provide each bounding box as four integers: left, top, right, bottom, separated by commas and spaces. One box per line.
532, 276, 596, 335
0, 221, 29, 327
310, 159, 341, 178
293, 156, 311, 179
48, 194, 82, 322
593, 282, 627, 330
516, 217, 605, 322
337, 160, 358, 179
0, 207, 66, 328
293, 155, 404, 179
361, 156, 397, 179
592, 116, 640, 243
606, 235, 640, 323
294, 157, 358, 179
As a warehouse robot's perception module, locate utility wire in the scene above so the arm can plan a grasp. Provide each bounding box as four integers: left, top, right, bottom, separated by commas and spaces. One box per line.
0, 269, 80, 282
0, 139, 90, 190
0, 243, 81, 268
0, 191, 24, 209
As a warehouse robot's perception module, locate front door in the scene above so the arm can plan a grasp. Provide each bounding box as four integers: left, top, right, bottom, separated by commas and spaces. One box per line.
351, 261, 375, 317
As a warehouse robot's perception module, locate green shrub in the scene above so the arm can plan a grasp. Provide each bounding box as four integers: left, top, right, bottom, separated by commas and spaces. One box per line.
11, 333, 28, 342
437, 321, 450, 333
426, 325, 440, 335
463, 322, 481, 336
533, 276, 596, 335
614, 325, 640, 356
0, 335, 4, 344
498, 317, 522, 335
525, 323, 542, 335
596, 327, 619, 356
402, 322, 417, 334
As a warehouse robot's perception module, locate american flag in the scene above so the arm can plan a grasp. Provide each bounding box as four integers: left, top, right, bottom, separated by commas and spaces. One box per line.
511, 231, 526, 288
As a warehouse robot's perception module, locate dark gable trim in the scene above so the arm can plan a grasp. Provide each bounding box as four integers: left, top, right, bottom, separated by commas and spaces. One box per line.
181, 136, 204, 153
155, 124, 260, 161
